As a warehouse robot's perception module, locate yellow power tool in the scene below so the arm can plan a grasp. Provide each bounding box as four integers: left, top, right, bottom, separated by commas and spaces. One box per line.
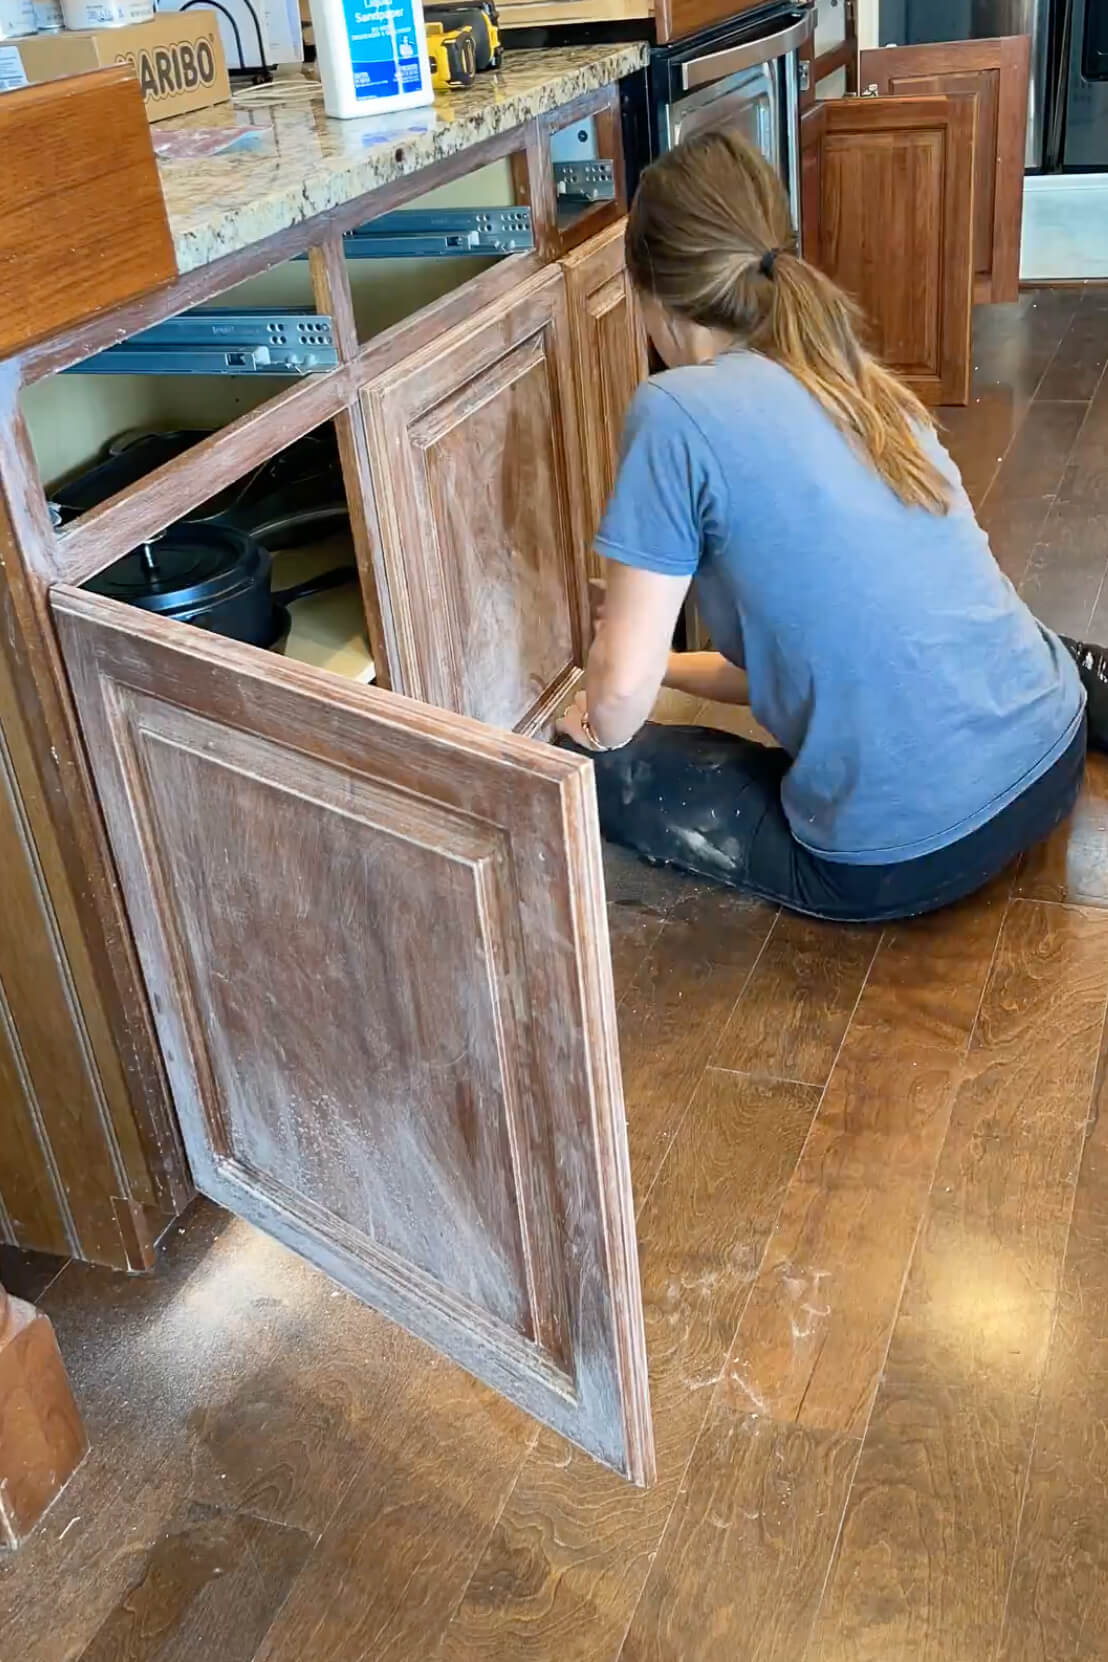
425, 2, 502, 71
425, 19, 478, 90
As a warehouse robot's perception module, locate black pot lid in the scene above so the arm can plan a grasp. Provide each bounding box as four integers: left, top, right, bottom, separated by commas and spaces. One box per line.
87, 521, 270, 615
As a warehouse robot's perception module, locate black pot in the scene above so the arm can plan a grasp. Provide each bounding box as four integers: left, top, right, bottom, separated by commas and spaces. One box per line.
86, 522, 279, 646
86, 521, 359, 650
52, 427, 349, 547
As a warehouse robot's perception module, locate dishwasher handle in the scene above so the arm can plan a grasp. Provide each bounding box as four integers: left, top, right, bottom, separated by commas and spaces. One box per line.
680, 9, 815, 94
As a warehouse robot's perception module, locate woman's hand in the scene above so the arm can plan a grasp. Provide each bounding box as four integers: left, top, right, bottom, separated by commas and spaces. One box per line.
556, 690, 607, 751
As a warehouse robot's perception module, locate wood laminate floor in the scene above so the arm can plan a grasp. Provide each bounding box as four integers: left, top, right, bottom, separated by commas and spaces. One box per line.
6, 287, 1108, 1661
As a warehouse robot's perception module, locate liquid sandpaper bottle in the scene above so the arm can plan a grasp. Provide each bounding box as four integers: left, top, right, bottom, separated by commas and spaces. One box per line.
308, 0, 435, 119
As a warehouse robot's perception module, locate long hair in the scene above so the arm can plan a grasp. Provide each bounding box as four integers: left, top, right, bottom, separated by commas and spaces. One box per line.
626, 128, 951, 515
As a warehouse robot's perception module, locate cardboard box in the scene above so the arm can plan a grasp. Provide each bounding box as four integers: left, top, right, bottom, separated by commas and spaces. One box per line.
8, 10, 231, 121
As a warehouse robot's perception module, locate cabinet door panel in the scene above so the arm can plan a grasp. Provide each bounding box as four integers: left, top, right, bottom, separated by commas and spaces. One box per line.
801, 94, 976, 405
563, 220, 648, 574
860, 36, 1030, 303
50, 587, 654, 1484
364, 267, 587, 736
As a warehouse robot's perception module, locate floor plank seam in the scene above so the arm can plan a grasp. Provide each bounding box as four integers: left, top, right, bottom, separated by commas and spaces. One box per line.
975, 320, 1064, 514
608, 937, 888, 1659
1011, 893, 1108, 915
431, 1425, 542, 1660
608, 1077, 830, 1662
796, 893, 1018, 1655
989, 959, 1108, 1662
631, 906, 784, 1226
707, 1063, 834, 1091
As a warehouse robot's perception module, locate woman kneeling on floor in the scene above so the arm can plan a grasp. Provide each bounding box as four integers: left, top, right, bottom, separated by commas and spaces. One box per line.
557, 127, 1108, 923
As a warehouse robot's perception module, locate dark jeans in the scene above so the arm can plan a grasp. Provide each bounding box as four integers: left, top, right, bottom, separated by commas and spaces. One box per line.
562, 717, 1085, 923
560, 630, 1108, 924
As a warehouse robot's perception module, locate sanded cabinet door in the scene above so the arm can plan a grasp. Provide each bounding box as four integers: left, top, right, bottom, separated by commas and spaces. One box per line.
859, 36, 1030, 303
363, 265, 588, 737
801, 94, 976, 405
49, 586, 654, 1485
563, 220, 648, 577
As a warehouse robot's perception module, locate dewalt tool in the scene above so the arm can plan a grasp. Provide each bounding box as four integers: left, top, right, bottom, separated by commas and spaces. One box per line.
425, 20, 478, 90
425, 0, 502, 71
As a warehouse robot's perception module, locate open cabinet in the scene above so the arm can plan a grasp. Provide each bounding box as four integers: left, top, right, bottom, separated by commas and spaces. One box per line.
27, 157, 654, 1477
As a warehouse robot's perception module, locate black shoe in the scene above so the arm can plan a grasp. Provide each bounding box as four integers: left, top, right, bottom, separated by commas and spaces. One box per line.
1061, 635, 1108, 753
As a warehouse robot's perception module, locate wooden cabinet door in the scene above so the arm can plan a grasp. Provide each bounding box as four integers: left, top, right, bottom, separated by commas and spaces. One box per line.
562, 220, 648, 576
363, 266, 587, 737
49, 586, 654, 1485
859, 36, 1031, 303
800, 94, 976, 405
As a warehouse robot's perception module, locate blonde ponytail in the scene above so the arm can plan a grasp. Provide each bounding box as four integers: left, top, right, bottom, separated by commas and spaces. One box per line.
626, 129, 951, 515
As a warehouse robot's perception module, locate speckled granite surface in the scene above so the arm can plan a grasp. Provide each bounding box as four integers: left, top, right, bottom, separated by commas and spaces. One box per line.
156, 45, 647, 273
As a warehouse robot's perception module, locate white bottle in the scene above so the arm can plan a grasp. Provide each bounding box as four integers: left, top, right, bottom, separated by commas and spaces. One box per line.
308, 0, 434, 120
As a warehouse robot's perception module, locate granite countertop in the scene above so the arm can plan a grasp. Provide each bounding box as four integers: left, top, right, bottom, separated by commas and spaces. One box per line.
156, 44, 648, 274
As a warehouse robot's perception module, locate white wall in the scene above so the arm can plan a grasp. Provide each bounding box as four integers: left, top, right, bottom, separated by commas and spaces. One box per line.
856, 0, 880, 48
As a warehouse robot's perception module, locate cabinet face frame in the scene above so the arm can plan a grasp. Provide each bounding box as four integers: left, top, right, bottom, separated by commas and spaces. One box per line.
14, 96, 652, 1472
0, 83, 646, 1307
26, 88, 630, 686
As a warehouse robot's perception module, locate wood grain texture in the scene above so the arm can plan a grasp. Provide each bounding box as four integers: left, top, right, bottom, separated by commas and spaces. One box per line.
562, 219, 648, 577
50, 583, 652, 1483
250, 1348, 533, 1662
0, 1282, 88, 1548
362, 266, 589, 734
993, 399, 1090, 503
0, 693, 156, 1264
804, 94, 976, 405
997, 1036, 1108, 1662
860, 35, 1029, 303
1058, 352, 1108, 511
1019, 499, 1108, 638
1017, 752, 1108, 907
617, 897, 775, 1203
728, 882, 1009, 1439
75, 1499, 311, 1662
812, 901, 1108, 1661
17, 114, 546, 387
653, 0, 777, 48
441, 1070, 817, 1660
713, 914, 878, 1087
620, 1398, 859, 1662
4, 1203, 521, 1661
0, 370, 188, 1266
0, 68, 175, 359
978, 493, 1058, 589
1037, 295, 1108, 402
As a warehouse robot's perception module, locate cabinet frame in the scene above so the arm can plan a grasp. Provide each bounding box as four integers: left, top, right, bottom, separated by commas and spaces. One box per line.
0, 81, 634, 1272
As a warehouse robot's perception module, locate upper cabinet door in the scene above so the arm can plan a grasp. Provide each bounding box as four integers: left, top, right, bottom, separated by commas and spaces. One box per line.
801, 94, 976, 406
562, 220, 648, 573
363, 266, 587, 737
859, 36, 1031, 303
49, 587, 654, 1485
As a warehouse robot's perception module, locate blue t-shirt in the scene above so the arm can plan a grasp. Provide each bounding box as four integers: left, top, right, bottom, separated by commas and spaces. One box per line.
595, 352, 1085, 865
